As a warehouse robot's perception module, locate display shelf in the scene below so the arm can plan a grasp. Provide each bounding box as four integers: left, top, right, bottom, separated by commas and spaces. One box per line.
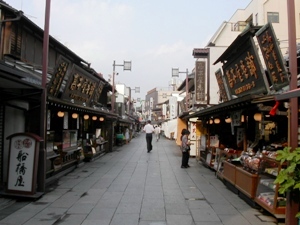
216, 150, 242, 179
202, 147, 217, 169
83, 140, 108, 161
235, 166, 258, 199
254, 156, 286, 218
222, 161, 237, 185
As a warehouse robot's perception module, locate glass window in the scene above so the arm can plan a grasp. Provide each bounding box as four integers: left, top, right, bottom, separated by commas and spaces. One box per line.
267, 12, 279, 23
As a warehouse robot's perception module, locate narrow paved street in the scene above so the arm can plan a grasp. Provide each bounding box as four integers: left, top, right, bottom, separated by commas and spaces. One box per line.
0, 134, 283, 225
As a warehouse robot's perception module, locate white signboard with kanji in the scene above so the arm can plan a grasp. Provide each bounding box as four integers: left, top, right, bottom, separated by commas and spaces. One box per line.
6, 133, 41, 195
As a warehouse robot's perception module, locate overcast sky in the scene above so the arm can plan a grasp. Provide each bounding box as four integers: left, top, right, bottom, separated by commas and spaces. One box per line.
7, 0, 251, 100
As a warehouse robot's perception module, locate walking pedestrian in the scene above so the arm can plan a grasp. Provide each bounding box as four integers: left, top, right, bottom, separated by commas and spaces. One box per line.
125, 128, 130, 144
154, 125, 160, 142
181, 129, 190, 168
143, 120, 154, 152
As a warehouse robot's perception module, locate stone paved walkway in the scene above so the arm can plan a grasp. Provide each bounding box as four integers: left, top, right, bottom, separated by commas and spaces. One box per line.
0, 133, 284, 225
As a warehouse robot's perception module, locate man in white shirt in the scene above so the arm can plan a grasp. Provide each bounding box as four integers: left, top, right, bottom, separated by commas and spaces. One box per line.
143, 120, 154, 152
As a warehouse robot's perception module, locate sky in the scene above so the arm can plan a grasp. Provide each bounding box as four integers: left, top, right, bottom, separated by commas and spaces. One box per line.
6, 0, 251, 100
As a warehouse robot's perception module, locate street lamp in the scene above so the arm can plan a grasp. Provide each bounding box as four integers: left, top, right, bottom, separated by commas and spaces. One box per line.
131, 87, 140, 93
112, 60, 132, 113
172, 68, 189, 111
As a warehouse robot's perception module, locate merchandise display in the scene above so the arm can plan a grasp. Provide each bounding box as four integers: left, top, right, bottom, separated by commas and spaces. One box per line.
218, 145, 286, 217
255, 156, 286, 218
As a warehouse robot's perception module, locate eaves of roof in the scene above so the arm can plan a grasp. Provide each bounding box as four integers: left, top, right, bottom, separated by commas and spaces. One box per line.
48, 96, 118, 119
0, 1, 111, 87
206, 21, 228, 47
184, 94, 274, 120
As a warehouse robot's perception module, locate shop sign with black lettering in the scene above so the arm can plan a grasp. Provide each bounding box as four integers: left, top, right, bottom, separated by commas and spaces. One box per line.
215, 69, 230, 102
91, 81, 105, 104
63, 65, 98, 105
222, 37, 268, 98
47, 56, 71, 97
179, 99, 185, 112
256, 23, 289, 91
195, 61, 206, 102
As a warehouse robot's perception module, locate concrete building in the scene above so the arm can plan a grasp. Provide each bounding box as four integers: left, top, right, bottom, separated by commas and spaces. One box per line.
199, 0, 300, 105
144, 87, 181, 123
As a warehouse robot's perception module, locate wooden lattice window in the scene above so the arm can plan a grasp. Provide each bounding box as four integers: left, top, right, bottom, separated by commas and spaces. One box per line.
10, 23, 22, 58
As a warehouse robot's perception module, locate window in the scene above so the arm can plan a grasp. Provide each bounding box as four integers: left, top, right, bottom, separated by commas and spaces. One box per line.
267, 12, 279, 23
10, 23, 22, 58
231, 21, 247, 31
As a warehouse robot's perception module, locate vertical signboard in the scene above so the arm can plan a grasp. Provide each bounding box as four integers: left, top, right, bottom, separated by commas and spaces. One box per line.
195, 61, 206, 102
256, 23, 289, 90
169, 96, 178, 119
179, 100, 185, 112
6, 133, 42, 195
189, 122, 197, 157
92, 81, 105, 104
222, 37, 268, 98
162, 104, 166, 116
215, 69, 230, 102
47, 56, 71, 97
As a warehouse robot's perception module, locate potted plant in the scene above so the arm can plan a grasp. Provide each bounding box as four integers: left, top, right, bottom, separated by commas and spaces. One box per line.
274, 146, 300, 218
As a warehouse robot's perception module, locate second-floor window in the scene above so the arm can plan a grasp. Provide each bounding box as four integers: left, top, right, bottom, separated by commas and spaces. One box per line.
232, 21, 247, 32
267, 12, 279, 23
10, 23, 22, 58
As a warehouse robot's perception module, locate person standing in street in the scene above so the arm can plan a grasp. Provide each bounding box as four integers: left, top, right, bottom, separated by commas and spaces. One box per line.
143, 120, 154, 152
154, 125, 161, 142
125, 128, 130, 144
181, 129, 191, 168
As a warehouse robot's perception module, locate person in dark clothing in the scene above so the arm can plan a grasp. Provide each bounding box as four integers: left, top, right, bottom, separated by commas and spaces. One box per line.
181, 129, 190, 168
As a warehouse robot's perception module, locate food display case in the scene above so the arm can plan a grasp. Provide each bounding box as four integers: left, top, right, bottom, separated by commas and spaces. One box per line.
52, 130, 81, 169
255, 156, 286, 218
61, 130, 78, 150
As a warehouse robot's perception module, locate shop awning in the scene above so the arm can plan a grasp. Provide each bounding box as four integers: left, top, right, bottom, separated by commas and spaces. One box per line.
47, 96, 118, 119
275, 88, 300, 101
184, 94, 276, 120
0, 62, 43, 107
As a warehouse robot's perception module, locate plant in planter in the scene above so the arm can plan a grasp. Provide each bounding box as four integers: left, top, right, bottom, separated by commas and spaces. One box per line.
274, 146, 300, 218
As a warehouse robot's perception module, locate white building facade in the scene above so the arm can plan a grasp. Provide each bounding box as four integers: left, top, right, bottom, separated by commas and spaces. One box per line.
203, 0, 300, 105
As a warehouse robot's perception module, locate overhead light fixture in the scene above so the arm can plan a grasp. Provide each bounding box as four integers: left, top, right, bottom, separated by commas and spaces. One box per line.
99, 117, 104, 121
241, 115, 245, 123
57, 111, 64, 117
214, 118, 220, 124
225, 117, 231, 123
254, 113, 262, 121
92, 116, 97, 121
84, 115, 89, 120
72, 113, 78, 119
